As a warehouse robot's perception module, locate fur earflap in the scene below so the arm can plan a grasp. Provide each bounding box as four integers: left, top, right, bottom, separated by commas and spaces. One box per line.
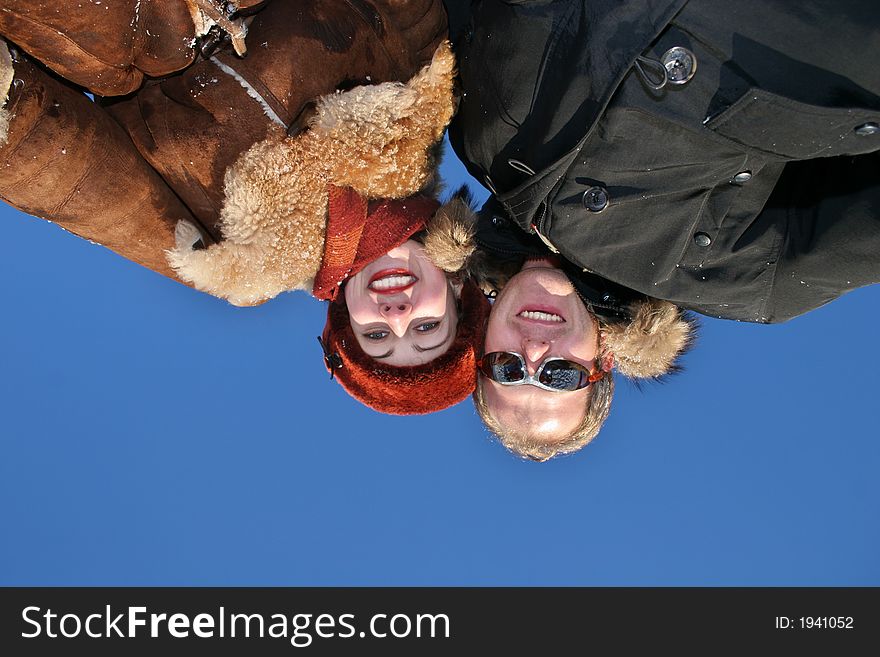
0, 39, 14, 147
423, 187, 477, 274
601, 298, 696, 379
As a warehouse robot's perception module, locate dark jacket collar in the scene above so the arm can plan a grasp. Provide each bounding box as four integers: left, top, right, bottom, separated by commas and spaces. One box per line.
474, 199, 637, 322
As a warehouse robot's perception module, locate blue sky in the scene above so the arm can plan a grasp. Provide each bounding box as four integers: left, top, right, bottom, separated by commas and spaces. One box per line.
1, 137, 878, 585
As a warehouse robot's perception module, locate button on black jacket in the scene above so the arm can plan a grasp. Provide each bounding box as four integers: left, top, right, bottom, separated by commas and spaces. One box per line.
447, 0, 880, 322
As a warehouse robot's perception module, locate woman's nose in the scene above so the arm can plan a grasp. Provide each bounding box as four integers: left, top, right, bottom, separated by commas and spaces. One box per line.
379, 302, 413, 337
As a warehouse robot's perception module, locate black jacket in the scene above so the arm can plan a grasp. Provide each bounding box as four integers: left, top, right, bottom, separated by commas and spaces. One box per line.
447, 0, 880, 322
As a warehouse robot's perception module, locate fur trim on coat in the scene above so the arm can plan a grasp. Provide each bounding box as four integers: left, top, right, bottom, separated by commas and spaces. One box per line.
167, 41, 456, 306
0, 39, 14, 147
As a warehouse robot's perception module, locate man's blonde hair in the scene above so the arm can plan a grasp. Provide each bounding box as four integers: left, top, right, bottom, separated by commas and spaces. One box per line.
472, 368, 614, 461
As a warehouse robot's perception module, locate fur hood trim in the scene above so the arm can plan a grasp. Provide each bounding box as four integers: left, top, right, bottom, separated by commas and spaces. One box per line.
601, 298, 696, 379
0, 39, 14, 147
167, 41, 456, 306
422, 190, 478, 275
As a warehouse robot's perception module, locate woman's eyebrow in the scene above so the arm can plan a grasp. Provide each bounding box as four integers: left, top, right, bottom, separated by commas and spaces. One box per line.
413, 335, 453, 353
412, 320, 455, 353
372, 348, 395, 359
413, 342, 445, 353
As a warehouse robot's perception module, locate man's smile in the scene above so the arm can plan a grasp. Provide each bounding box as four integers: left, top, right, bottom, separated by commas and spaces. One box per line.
517, 309, 566, 323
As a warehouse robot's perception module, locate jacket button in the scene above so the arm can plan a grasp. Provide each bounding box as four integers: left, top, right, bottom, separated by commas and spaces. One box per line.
694, 232, 712, 247
661, 47, 697, 85
732, 170, 752, 184
582, 186, 610, 213
854, 122, 879, 136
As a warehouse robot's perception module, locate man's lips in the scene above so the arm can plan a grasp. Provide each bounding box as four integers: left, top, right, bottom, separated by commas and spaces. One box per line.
368, 269, 418, 294
516, 306, 566, 324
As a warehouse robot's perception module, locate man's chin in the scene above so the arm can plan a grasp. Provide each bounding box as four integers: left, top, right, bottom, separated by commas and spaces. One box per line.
508, 264, 574, 291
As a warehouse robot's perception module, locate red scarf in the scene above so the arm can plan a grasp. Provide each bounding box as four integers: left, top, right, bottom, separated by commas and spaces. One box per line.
312, 186, 440, 301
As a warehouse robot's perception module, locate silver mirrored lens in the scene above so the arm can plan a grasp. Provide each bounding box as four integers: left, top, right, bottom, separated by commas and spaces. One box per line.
487, 353, 525, 383
540, 362, 589, 391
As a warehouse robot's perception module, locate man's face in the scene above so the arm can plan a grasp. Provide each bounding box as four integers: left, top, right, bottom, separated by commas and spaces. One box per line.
482, 259, 599, 440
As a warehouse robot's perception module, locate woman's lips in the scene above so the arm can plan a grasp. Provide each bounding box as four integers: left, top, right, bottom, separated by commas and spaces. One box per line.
368, 269, 418, 294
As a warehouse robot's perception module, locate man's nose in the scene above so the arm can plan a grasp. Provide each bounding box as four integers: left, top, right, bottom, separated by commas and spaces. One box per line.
522, 339, 550, 372
379, 302, 413, 337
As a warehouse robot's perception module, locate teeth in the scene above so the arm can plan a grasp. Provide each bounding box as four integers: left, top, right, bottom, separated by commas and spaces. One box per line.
519, 310, 564, 322
370, 275, 416, 290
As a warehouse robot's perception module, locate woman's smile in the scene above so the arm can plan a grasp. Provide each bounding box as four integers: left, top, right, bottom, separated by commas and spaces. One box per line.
368, 269, 418, 294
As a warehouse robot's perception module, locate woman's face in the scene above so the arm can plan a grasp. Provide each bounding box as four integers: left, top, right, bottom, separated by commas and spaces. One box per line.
345, 240, 458, 366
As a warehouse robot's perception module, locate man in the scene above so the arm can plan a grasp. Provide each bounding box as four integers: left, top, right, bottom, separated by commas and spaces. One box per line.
469, 212, 695, 460
446, 0, 880, 456
473, 256, 616, 461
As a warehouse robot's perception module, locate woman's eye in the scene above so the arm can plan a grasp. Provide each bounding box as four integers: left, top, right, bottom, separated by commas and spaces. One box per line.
415, 321, 440, 333
364, 330, 389, 341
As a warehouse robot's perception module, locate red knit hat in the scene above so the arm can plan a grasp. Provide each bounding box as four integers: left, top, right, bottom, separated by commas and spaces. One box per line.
319, 279, 490, 415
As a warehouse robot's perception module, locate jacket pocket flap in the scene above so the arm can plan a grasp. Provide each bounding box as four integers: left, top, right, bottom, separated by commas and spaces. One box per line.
706, 88, 879, 159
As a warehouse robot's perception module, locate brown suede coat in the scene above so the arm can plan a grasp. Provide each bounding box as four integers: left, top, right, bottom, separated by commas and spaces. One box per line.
0, 0, 447, 282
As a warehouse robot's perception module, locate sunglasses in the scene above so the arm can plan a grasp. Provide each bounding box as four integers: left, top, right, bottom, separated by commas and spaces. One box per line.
477, 352, 604, 392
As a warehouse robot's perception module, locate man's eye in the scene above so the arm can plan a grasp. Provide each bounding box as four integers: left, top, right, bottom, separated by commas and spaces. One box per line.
364, 330, 389, 341
415, 321, 440, 333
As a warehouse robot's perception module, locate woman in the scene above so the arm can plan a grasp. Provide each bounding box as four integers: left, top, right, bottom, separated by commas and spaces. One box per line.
315, 189, 490, 415
0, 0, 486, 414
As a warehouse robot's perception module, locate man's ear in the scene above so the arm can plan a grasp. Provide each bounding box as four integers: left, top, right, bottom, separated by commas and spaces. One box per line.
596, 327, 614, 373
